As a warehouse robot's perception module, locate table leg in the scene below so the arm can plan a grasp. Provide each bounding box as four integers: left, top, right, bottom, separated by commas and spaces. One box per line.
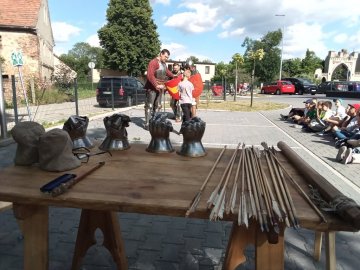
313, 231, 323, 261
71, 209, 127, 270
325, 231, 336, 270
223, 220, 257, 270
13, 203, 49, 270
255, 224, 285, 270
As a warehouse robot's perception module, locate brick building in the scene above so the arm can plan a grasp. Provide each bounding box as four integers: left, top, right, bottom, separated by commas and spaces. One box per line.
0, 0, 54, 100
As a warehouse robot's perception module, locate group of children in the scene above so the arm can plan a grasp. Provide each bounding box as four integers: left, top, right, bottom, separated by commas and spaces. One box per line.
280, 98, 360, 164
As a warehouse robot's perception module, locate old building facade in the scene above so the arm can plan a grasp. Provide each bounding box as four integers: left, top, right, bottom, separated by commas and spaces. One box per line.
0, 0, 54, 100
315, 50, 360, 82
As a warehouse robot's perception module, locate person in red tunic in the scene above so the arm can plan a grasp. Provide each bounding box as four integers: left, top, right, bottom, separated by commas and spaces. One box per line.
144, 49, 174, 130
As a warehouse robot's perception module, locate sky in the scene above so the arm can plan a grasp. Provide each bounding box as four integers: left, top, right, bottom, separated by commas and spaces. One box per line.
48, 0, 360, 63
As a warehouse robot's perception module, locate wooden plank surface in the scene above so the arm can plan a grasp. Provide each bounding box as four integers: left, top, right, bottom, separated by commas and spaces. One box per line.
0, 143, 354, 231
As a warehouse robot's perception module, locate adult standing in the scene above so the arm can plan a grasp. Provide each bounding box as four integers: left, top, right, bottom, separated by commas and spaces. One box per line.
144, 49, 174, 130
170, 63, 182, 122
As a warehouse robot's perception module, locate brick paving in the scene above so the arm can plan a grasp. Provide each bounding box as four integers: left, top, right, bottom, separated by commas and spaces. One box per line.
0, 95, 359, 269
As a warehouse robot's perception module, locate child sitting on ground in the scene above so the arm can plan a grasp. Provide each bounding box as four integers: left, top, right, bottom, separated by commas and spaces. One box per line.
308, 101, 334, 132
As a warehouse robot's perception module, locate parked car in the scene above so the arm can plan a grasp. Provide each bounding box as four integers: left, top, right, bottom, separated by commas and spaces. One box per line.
317, 81, 360, 94
260, 80, 295, 95
282, 77, 318, 95
96, 76, 146, 107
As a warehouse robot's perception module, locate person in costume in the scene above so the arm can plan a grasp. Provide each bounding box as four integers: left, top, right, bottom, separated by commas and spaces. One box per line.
178, 69, 194, 122
170, 63, 183, 122
144, 49, 174, 130
184, 62, 200, 117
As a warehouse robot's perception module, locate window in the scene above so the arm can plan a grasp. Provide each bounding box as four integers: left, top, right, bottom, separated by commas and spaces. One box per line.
205, 66, 210, 74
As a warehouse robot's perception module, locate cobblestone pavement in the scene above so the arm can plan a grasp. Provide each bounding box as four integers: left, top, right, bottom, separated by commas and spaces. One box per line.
0, 95, 359, 270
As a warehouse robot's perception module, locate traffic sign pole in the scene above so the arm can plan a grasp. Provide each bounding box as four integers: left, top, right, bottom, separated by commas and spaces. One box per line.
17, 66, 32, 121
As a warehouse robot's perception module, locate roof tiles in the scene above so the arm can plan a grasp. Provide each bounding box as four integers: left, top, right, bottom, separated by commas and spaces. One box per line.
0, 0, 42, 27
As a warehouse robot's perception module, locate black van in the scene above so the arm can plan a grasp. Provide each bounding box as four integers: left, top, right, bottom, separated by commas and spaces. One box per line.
282, 77, 318, 95
96, 76, 146, 107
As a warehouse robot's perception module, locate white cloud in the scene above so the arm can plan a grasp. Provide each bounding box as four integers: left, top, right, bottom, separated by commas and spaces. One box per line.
218, 27, 244, 39
86, 34, 100, 47
283, 23, 328, 59
150, 0, 171, 5
162, 42, 210, 62
222, 18, 234, 29
164, 3, 221, 33
334, 33, 348, 44
52, 22, 81, 43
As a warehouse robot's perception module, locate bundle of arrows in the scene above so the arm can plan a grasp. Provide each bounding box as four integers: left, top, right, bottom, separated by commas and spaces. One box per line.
185, 142, 324, 234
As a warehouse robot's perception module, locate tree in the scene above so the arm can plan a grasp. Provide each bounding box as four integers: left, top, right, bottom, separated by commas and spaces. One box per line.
59, 42, 105, 81
186, 56, 200, 64
213, 61, 230, 82
301, 49, 323, 75
242, 30, 282, 83
98, 0, 160, 76
282, 58, 302, 77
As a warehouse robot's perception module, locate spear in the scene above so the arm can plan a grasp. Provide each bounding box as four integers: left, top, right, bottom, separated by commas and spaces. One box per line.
186, 146, 227, 217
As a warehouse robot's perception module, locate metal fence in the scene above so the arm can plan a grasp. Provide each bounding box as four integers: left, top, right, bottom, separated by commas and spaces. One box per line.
0, 76, 253, 139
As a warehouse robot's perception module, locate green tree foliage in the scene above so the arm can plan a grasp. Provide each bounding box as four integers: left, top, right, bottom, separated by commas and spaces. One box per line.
242, 30, 282, 82
212, 61, 230, 82
98, 0, 160, 76
186, 56, 200, 64
282, 58, 302, 77
332, 64, 348, 81
282, 50, 323, 80
301, 49, 323, 74
59, 42, 105, 81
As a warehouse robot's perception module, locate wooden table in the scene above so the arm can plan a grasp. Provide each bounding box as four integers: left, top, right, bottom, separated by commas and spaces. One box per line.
0, 143, 356, 270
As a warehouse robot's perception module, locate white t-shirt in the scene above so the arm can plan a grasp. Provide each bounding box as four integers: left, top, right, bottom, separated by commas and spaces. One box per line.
178, 80, 194, 104
335, 105, 347, 119
322, 110, 334, 120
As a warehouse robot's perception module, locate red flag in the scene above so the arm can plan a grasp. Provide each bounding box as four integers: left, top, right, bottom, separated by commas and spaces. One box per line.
188, 73, 203, 98
165, 76, 182, 100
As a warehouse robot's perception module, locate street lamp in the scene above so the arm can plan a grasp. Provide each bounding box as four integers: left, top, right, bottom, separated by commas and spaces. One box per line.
275, 14, 285, 81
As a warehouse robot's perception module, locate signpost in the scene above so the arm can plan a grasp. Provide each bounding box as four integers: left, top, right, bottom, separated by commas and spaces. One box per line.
88, 61, 95, 90
11, 50, 32, 121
